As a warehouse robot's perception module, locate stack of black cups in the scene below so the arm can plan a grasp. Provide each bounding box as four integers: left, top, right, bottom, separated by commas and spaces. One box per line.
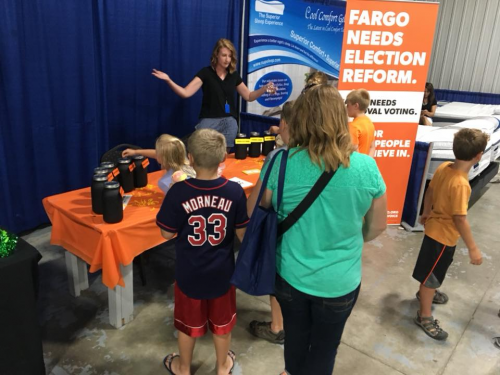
90, 155, 148, 224
91, 166, 123, 223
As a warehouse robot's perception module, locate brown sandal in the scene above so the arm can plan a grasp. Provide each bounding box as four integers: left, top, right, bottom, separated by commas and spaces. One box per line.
414, 311, 448, 340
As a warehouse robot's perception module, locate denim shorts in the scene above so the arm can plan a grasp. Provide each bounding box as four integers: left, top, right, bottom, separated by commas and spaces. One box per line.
196, 117, 238, 147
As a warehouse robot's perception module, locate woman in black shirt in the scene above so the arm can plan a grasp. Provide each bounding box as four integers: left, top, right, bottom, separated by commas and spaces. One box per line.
420, 82, 437, 126
152, 38, 274, 150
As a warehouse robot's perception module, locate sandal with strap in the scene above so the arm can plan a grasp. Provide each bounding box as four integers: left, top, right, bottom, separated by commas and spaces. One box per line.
416, 290, 449, 304
414, 311, 448, 340
249, 320, 285, 344
227, 350, 236, 374
163, 353, 180, 375
493, 337, 500, 349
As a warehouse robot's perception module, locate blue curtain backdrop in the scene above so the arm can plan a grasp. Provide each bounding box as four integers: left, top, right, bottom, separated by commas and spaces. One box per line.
0, 0, 243, 233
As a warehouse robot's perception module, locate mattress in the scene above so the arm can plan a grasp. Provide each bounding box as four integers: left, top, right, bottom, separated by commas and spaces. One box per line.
451, 117, 500, 161
416, 117, 496, 180
435, 102, 500, 122
490, 130, 500, 161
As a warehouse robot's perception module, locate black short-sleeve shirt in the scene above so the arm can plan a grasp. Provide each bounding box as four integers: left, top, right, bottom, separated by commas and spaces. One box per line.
422, 97, 437, 112
196, 67, 243, 119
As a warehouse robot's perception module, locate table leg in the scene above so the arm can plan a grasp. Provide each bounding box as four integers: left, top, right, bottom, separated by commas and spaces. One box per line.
65, 252, 89, 297
108, 263, 134, 328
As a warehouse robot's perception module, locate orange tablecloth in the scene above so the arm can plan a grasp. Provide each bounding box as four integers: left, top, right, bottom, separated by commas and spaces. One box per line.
43, 155, 264, 289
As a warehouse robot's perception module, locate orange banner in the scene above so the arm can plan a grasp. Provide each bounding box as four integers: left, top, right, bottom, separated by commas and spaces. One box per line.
338, 0, 438, 224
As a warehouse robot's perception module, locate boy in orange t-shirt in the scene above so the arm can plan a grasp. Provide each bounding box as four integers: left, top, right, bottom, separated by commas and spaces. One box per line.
346, 89, 375, 156
412, 128, 489, 341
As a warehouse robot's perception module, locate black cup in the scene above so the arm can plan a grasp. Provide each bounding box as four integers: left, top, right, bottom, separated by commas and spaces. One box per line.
117, 158, 135, 193
132, 155, 148, 188
102, 181, 123, 224
262, 130, 276, 156
234, 133, 249, 160
91, 175, 108, 214
248, 131, 263, 158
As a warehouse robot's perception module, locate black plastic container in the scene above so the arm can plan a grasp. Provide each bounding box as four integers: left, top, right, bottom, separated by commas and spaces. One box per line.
117, 158, 135, 193
94, 167, 108, 177
262, 130, 276, 156
132, 155, 148, 188
91, 175, 108, 214
102, 181, 123, 224
234, 133, 249, 160
248, 131, 263, 158
100, 162, 117, 181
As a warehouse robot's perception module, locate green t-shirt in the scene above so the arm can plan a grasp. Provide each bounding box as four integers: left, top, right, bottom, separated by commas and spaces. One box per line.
261, 148, 386, 298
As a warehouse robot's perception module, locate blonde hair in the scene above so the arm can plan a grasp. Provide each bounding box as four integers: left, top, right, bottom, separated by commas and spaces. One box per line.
302, 71, 328, 93
188, 129, 226, 170
346, 89, 370, 112
210, 38, 238, 74
288, 85, 353, 172
453, 128, 489, 161
306, 71, 328, 86
280, 100, 295, 124
155, 134, 194, 177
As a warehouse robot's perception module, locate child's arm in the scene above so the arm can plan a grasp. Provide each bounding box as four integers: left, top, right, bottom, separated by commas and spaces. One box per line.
362, 193, 387, 242
452, 215, 482, 265
268, 125, 280, 134
419, 185, 434, 225
235, 227, 246, 243
368, 140, 376, 158
122, 148, 157, 159
160, 229, 176, 241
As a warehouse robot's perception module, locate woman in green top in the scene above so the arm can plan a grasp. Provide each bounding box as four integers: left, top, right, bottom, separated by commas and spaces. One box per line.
254, 84, 387, 374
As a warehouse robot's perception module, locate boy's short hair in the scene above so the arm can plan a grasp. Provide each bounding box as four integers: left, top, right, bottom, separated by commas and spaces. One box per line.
280, 100, 294, 124
453, 128, 489, 161
346, 89, 370, 111
188, 129, 226, 169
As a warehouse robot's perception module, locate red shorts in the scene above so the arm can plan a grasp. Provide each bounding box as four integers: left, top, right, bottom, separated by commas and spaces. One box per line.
174, 283, 236, 338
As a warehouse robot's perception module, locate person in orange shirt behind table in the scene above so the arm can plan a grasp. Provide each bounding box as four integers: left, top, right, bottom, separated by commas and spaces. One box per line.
346, 89, 376, 157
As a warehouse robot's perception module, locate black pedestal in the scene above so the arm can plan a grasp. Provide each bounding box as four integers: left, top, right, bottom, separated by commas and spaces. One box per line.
0, 234, 45, 375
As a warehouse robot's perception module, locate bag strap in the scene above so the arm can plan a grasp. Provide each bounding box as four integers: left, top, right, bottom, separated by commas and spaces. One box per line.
276, 149, 288, 210
253, 149, 287, 214
277, 169, 336, 237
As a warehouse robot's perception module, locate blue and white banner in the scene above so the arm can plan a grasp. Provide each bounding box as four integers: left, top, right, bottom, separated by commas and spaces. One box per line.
247, 0, 346, 111
249, 0, 345, 76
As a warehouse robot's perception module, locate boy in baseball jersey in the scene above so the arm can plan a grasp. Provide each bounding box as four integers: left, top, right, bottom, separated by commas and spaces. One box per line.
157, 129, 248, 375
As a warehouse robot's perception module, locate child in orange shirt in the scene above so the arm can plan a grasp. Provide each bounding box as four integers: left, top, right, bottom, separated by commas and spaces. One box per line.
412, 128, 489, 341
346, 89, 375, 157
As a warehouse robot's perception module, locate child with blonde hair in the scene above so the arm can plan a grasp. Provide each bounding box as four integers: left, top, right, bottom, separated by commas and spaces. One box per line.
346, 89, 376, 157
122, 135, 195, 194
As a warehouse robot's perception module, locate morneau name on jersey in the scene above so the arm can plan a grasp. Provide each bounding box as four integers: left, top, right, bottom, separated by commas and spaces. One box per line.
182, 195, 233, 214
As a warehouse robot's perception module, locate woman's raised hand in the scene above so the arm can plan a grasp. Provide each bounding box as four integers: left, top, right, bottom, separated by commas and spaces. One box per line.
152, 69, 171, 82
266, 81, 276, 94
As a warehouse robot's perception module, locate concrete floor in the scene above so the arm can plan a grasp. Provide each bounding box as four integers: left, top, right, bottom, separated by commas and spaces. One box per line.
24, 174, 500, 375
